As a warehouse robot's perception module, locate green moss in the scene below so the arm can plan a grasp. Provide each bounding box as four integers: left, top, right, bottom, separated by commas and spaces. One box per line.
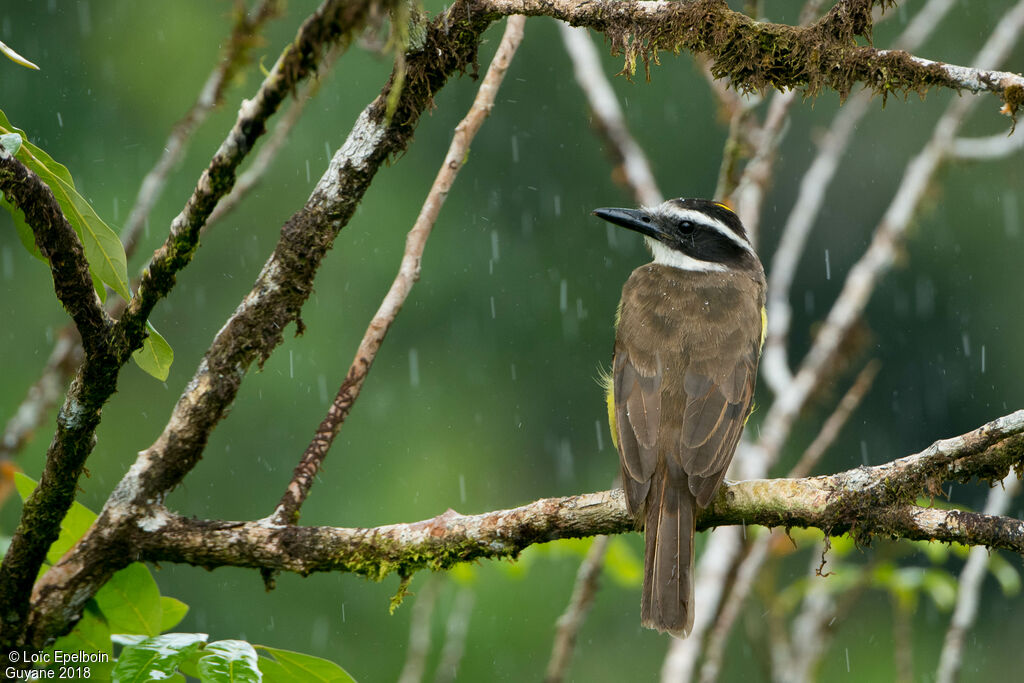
599, 0, 960, 103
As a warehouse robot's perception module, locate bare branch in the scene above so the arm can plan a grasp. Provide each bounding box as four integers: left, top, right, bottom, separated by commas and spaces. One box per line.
559, 25, 662, 206
272, 15, 527, 525
119, 0, 284, 259
544, 535, 610, 683
935, 474, 1022, 683
754, 0, 1024, 470
762, 0, 958, 394
951, 129, 1024, 160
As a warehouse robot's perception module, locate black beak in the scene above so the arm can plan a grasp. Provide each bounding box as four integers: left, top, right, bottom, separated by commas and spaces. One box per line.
592, 207, 667, 242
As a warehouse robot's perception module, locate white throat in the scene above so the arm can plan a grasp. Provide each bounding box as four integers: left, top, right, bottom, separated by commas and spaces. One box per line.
646, 237, 729, 272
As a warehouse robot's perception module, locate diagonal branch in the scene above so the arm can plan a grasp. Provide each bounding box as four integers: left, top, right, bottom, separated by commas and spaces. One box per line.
25, 0, 499, 648
0, 151, 111, 353
119, 0, 285, 259
273, 15, 527, 525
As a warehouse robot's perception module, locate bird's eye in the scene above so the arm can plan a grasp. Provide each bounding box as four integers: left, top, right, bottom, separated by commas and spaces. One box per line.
679, 220, 696, 235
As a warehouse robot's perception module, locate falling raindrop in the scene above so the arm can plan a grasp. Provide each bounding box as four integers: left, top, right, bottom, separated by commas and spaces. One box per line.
289, 350, 294, 378
317, 374, 328, 403
557, 438, 574, 481
510, 363, 517, 381
459, 474, 466, 503
511, 134, 519, 163
595, 419, 604, 451
491, 229, 500, 262
341, 603, 346, 622
305, 159, 311, 183
56, 112, 63, 128
112, 196, 118, 222
490, 296, 496, 319
409, 348, 420, 388
981, 345, 986, 373
77, 1, 92, 36
559, 279, 568, 313
962, 332, 971, 357
1004, 189, 1020, 237
860, 440, 868, 465
324, 141, 332, 161
824, 249, 831, 280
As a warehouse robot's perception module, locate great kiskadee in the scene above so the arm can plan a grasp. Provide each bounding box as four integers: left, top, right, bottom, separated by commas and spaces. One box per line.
593, 198, 766, 637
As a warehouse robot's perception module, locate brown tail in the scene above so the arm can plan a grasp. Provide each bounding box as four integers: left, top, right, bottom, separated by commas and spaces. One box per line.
641, 473, 695, 638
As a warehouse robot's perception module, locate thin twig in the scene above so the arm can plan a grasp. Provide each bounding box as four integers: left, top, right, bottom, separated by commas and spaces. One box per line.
119, 0, 284, 259
935, 474, 1022, 683
272, 15, 527, 525
544, 535, 611, 683
559, 24, 661, 206
950, 130, 1024, 160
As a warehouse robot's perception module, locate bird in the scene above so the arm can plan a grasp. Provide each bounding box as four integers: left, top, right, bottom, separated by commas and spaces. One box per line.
593, 198, 766, 637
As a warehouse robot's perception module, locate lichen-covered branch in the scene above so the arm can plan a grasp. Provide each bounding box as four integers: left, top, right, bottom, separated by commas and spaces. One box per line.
479, 0, 1022, 111
111, 409, 1024, 579
25, 0, 498, 647
111, 0, 388, 364
0, 150, 114, 650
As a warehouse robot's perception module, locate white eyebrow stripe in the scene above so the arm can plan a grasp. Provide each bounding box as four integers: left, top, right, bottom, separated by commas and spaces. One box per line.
654, 205, 752, 252
646, 237, 730, 272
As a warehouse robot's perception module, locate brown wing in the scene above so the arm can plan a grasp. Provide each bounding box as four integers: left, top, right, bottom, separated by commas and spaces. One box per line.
675, 345, 759, 507
612, 346, 661, 516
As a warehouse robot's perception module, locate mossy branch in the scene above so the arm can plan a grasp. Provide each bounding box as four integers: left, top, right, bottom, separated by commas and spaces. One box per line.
479, 0, 1023, 113
114, 410, 1024, 585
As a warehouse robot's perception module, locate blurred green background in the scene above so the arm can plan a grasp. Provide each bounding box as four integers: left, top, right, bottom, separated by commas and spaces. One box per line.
2, 1, 1023, 680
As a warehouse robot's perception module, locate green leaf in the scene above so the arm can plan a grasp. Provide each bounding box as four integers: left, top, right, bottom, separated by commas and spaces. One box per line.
160, 597, 190, 632
13, 472, 98, 563
133, 322, 174, 380
95, 562, 163, 636
0, 39, 39, 70
43, 609, 115, 679
198, 640, 262, 683
1, 132, 22, 154
0, 108, 131, 301
256, 646, 356, 683
111, 632, 207, 683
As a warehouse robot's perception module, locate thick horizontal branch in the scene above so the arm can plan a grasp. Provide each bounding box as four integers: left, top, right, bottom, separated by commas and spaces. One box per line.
122, 409, 1024, 579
